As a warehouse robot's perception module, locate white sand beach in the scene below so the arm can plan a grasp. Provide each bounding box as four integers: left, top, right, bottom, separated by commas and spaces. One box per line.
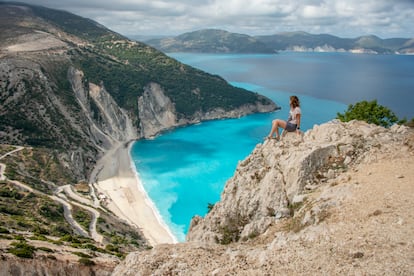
93, 142, 177, 246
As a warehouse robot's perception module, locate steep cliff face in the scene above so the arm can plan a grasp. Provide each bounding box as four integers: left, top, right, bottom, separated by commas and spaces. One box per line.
138, 83, 178, 138
138, 82, 276, 138
68, 67, 137, 148
113, 121, 414, 275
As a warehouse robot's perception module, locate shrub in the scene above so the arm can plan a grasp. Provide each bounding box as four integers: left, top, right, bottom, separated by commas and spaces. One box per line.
215, 213, 248, 245
0, 227, 10, 234
73, 251, 92, 258
337, 100, 402, 127
105, 244, 119, 252
39, 203, 64, 221
82, 243, 98, 251
0, 187, 24, 200
8, 241, 36, 258
60, 234, 80, 243
0, 205, 23, 215
37, 246, 54, 253
29, 234, 48, 241
14, 235, 25, 241
33, 226, 49, 236
73, 208, 92, 230
51, 224, 71, 236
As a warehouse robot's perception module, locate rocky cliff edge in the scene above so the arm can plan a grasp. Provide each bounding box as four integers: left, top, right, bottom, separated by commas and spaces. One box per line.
113, 120, 414, 275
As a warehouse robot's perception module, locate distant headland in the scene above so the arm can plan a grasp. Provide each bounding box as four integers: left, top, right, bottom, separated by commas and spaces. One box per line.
138, 29, 414, 55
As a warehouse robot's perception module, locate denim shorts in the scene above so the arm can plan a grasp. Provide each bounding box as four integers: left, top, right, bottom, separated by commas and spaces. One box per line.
285, 122, 297, 132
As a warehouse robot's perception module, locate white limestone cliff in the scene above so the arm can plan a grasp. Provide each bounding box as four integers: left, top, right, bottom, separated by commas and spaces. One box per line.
138, 82, 178, 138
68, 67, 137, 150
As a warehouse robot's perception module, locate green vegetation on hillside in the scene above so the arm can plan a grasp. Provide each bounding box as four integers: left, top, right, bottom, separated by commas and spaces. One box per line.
96, 211, 147, 253
0, 183, 72, 236
0, 179, 146, 259
0, 56, 97, 154
73, 206, 92, 231
8, 241, 36, 258
0, 144, 148, 257
72, 40, 266, 118
2, 146, 76, 192
147, 29, 275, 53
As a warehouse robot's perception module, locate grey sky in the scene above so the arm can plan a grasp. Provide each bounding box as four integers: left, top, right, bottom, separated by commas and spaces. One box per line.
16, 0, 414, 38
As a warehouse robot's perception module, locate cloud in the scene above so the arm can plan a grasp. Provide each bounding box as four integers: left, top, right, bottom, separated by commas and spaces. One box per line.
302, 4, 332, 19
200, 0, 296, 17
16, 0, 414, 38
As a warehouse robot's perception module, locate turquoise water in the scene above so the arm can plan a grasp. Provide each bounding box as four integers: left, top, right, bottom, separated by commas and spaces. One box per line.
131, 52, 414, 241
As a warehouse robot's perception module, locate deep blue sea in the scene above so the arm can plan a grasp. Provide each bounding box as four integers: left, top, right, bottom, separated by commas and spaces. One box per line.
130, 52, 414, 241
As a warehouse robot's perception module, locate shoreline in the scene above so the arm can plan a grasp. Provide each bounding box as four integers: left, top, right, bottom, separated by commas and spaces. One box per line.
93, 141, 177, 246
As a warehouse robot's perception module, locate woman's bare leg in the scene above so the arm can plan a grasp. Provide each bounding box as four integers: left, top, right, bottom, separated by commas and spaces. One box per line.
268, 119, 287, 138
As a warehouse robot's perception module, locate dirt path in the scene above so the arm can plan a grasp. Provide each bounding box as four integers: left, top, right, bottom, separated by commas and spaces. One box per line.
56, 186, 104, 243
0, 146, 24, 180
1, 145, 104, 243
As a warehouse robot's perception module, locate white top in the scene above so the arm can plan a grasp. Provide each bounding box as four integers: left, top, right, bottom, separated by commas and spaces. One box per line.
288, 107, 301, 125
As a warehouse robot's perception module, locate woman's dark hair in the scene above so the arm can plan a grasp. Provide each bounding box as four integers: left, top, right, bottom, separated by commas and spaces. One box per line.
290, 96, 300, 108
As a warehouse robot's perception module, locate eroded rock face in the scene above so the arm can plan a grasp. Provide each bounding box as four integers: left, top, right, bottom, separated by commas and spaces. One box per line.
186, 120, 411, 243
68, 67, 137, 149
138, 83, 178, 138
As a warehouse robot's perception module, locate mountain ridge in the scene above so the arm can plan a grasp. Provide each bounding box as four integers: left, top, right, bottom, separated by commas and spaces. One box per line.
146, 29, 276, 53
145, 29, 414, 54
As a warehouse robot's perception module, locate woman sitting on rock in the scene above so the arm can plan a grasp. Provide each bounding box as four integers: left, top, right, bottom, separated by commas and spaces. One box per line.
267, 95, 301, 140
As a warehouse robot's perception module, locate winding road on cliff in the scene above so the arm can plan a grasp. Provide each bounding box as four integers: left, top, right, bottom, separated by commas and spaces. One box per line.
0, 146, 103, 244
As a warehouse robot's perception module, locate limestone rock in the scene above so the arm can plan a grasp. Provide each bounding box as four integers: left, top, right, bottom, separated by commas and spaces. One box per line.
186, 120, 412, 243
68, 67, 137, 148
138, 82, 178, 138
